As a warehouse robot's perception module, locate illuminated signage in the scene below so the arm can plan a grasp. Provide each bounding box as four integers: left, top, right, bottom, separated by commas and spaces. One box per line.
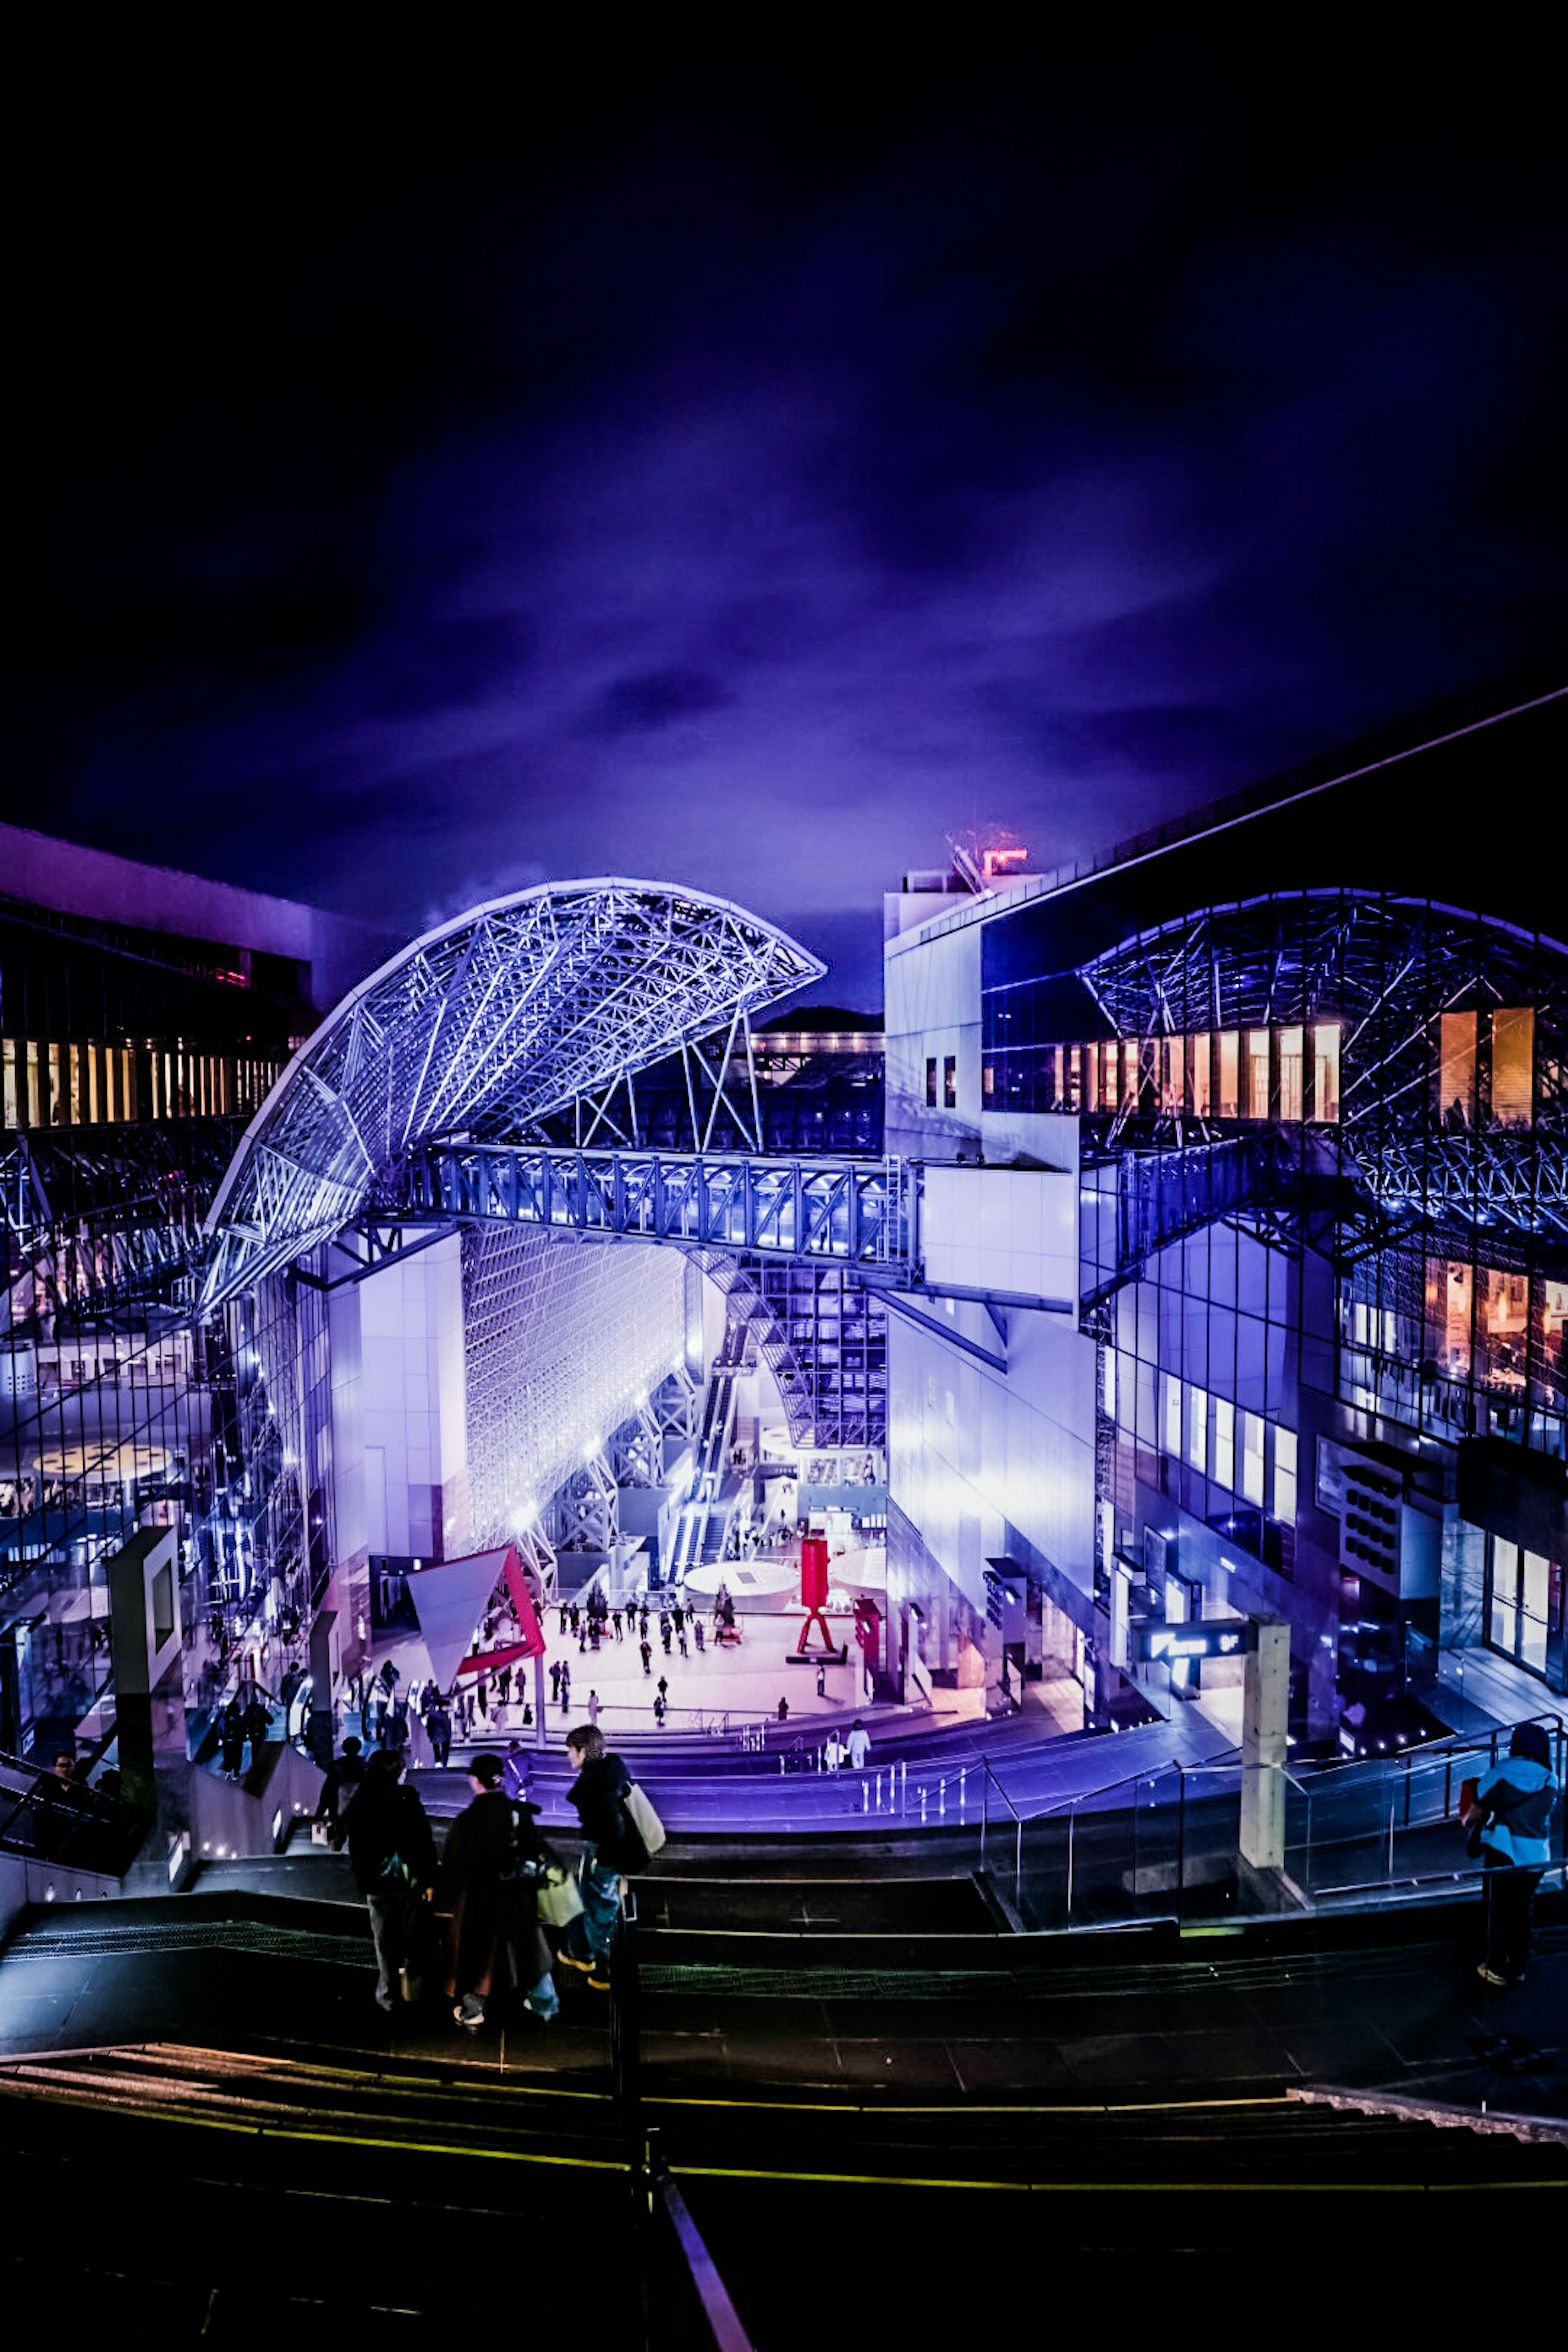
1136, 1621, 1257, 1663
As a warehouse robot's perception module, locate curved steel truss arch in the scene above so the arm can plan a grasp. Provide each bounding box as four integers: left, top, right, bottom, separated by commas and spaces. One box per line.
200, 880, 824, 1312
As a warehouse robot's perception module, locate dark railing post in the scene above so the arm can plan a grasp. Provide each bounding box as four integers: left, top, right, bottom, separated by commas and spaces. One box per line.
1175, 1760, 1187, 1927
610, 1886, 642, 2165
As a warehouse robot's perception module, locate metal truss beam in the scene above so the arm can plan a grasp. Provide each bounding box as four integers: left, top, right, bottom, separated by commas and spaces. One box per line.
400, 1143, 919, 1276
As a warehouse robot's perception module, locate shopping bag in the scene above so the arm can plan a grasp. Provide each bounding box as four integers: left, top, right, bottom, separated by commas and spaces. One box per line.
536, 1866, 585, 1929
624, 1781, 666, 1860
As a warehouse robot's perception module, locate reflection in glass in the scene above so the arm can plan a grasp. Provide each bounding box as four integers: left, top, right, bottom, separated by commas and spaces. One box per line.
1188, 1032, 1211, 1117
1490, 1006, 1533, 1129
1218, 1031, 1238, 1119
1439, 1010, 1477, 1130
1311, 1022, 1340, 1122
1278, 1026, 1303, 1123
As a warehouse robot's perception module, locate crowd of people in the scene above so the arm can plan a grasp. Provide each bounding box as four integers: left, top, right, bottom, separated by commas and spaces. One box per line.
334, 1720, 653, 2027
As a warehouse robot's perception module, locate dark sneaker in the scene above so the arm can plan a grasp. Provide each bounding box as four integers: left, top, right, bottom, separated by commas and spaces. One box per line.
1476, 1964, 1508, 1987
454, 1994, 486, 2029
557, 1951, 596, 1976
587, 1966, 612, 1992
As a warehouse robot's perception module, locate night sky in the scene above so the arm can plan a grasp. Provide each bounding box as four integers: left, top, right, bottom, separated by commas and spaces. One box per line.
8, 28, 1567, 1008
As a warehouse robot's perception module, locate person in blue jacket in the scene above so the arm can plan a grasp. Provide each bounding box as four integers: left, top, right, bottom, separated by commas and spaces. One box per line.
1475, 1721, 1559, 1987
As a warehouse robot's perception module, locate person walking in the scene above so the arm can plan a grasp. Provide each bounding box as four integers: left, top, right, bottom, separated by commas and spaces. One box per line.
425, 1697, 453, 1767
693, 1618, 705, 1655
1474, 1722, 1560, 1986
639, 1637, 652, 1676
550, 1660, 562, 1704
315, 1735, 366, 1827
338, 1748, 437, 2013
653, 1692, 666, 1727
587, 1688, 601, 1728
439, 1754, 559, 2030
219, 1699, 245, 1779
847, 1719, 870, 1769
559, 1662, 571, 1716
558, 1724, 635, 1993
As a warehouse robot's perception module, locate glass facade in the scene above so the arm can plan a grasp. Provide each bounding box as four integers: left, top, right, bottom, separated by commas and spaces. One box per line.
978, 864, 1568, 1722
1, 893, 320, 1763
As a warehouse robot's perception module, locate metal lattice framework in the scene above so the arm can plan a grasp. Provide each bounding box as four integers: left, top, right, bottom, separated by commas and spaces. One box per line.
402, 1141, 916, 1271
460, 1221, 687, 1556
1079, 891, 1568, 1243
200, 880, 824, 1313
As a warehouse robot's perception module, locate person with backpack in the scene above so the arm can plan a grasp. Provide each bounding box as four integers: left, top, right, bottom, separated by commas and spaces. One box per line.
337, 1748, 437, 2013
1474, 1721, 1560, 1986
439, 1754, 559, 2029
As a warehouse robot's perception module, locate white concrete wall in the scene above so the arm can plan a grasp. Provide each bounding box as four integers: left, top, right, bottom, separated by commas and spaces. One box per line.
355, 1234, 469, 1560
922, 1164, 1079, 1307
887, 1298, 1098, 1624
884, 917, 984, 1158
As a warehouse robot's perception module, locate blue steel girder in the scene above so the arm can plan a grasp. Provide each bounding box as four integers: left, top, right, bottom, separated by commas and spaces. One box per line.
399, 1143, 919, 1275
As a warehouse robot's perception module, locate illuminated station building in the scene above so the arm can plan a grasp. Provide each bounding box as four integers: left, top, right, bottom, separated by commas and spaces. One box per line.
1, 672, 1563, 1898
882, 674, 1568, 1753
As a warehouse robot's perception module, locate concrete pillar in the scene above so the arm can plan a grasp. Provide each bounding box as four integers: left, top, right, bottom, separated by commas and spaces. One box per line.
107, 1525, 186, 1826
1239, 1617, 1289, 1872
308, 1605, 339, 1767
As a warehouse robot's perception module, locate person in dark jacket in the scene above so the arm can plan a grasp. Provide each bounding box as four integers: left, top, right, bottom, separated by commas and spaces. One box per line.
425, 1697, 453, 1766
439, 1754, 559, 2028
1475, 1721, 1560, 1986
338, 1748, 437, 2012
315, 1734, 365, 1826
558, 1724, 633, 1991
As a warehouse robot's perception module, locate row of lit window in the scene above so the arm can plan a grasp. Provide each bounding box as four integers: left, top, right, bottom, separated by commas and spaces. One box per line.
1, 1038, 282, 1130
1106, 1351, 1297, 1523
984, 1025, 1342, 1122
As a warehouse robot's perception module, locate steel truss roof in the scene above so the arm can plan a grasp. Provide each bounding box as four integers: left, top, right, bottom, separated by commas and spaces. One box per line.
199, 880, 823, 1311
1080, 890, 1568, 1243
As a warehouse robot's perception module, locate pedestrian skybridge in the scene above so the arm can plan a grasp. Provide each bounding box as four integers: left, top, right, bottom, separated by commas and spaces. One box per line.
397, 1140, 918, 1276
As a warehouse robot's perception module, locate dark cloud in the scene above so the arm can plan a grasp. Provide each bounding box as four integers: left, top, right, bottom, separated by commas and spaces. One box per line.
5, 32, 1566, 1006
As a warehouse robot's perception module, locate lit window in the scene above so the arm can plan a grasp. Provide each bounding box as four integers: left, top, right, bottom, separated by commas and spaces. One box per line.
1272, 1427, 1297, 1523
1188, 1033, 1211, 1118
1490, 1007, 1533, 1129
1186, 1383, 1207, 1472
1311, 1024, 1340, 1122
1218, 1032, 1239, 1119
1240, 1410, 1265, 1506
1213, 1397, 1235, 1490
1278, 1027, 1303, 1123
1439, 1010, 1477, 1131
943, 1055, 957, 1110
925, 1058, 937, 1108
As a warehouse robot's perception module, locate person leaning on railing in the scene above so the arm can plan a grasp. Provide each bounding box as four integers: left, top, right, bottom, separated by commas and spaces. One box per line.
1474, 1723, 1560, 1988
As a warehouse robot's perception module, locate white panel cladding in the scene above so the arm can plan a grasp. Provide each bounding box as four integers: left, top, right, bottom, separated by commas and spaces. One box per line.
921, 1165, 1079, 1307
354, 1232, 468, 1559
884, 917, 984, 1157
886, 1293, 1097, 1619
